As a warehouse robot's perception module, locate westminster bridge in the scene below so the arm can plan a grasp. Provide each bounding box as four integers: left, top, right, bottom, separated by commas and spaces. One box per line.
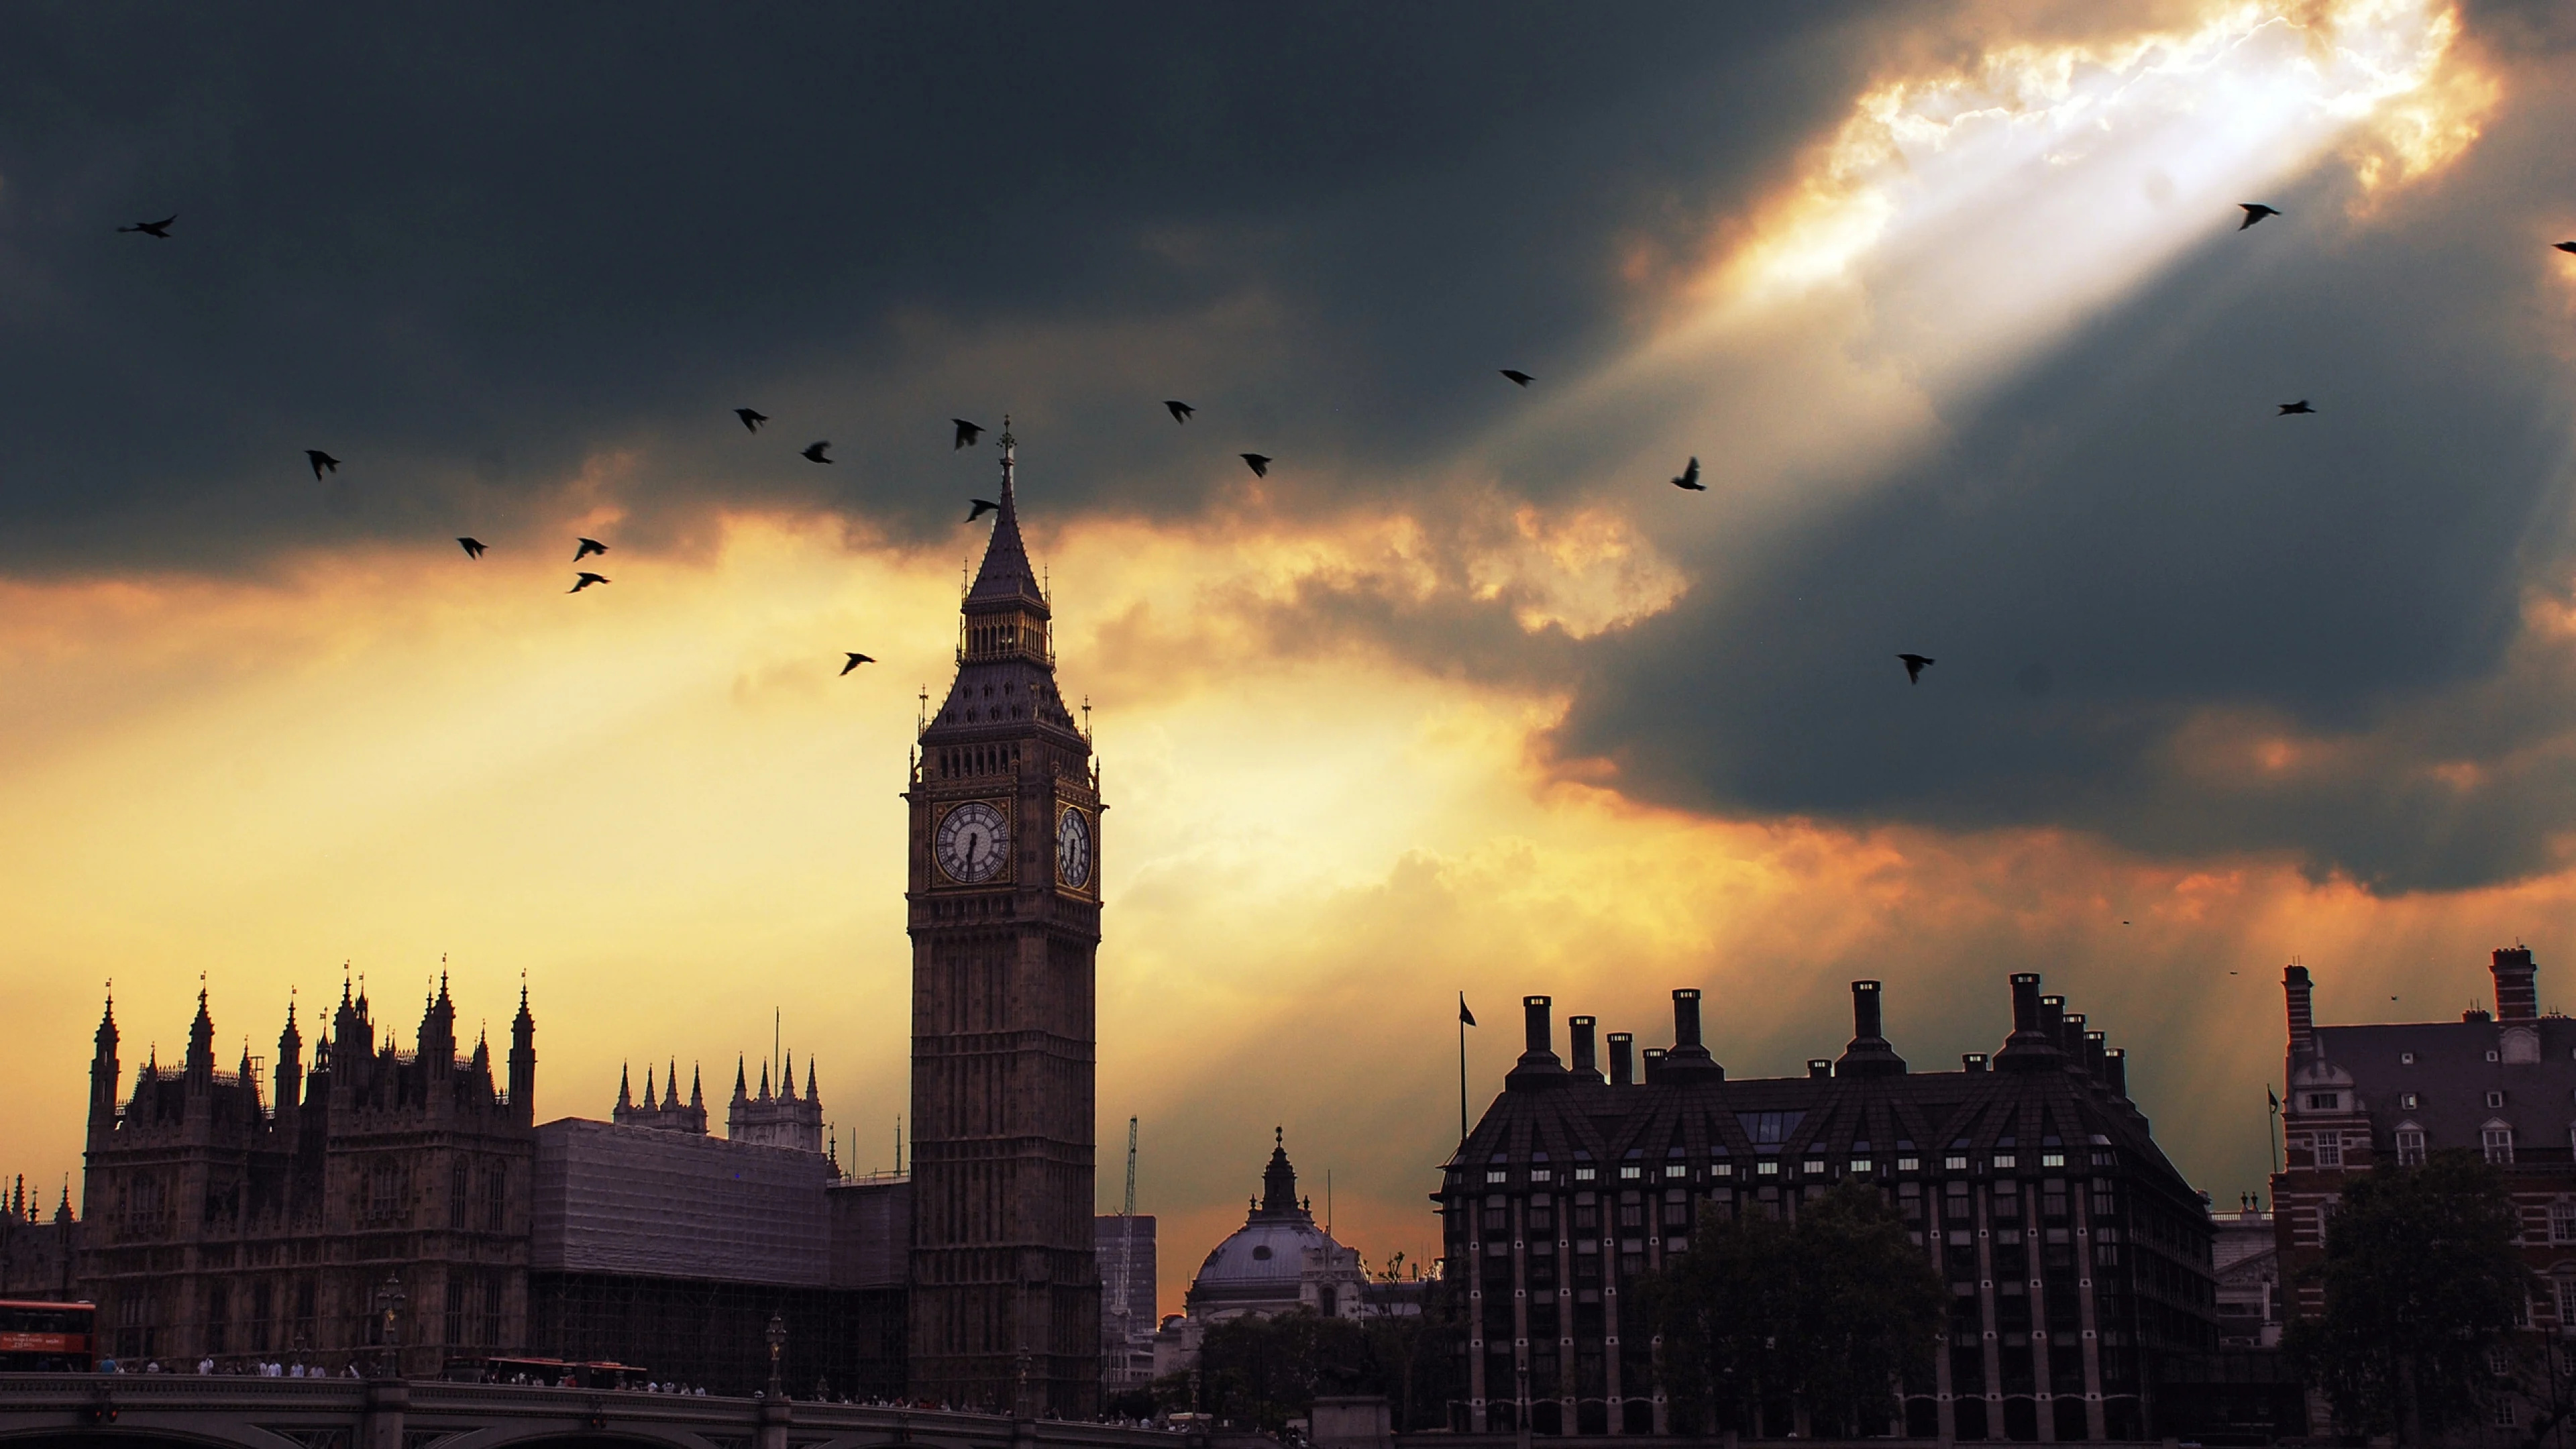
0, 1376, 1195, 1449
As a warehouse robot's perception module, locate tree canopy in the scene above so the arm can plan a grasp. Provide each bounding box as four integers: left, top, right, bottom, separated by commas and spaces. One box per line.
2285, 1149, 2536, 1441
1638, 1179, 1944, 1436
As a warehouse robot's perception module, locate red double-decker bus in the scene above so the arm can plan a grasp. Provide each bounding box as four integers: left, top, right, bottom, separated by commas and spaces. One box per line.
0, 1301, 94, 1373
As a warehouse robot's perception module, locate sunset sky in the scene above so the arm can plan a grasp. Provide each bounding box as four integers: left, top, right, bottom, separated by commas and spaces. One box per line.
4, 1, 2575, 1314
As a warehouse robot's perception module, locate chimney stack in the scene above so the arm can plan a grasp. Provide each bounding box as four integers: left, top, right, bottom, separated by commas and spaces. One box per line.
1996, 973, 2063, 1069
1505, 996, 1568, 1089
2104, 1047, 2128, 1098
1835, 979, 1908, 1077
2060, 1011, 2088, 1063
1806, 1059, 1831, 1079
2284, 965, 2315, 1063
1607, 1032, 1634, 1086
1642, 1046, 1667, 1084
1962, 1053, 1990, 1073
2083, 1030, 2108, 1083
1568, 1015, 1602, 1083
1661, 988, 1723, 1081
2493, 948, 2538, 1023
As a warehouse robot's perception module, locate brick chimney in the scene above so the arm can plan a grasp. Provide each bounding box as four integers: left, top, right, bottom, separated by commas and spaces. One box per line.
1505, 996, 1567, 1089
1607, 1032, 1634, 1087
2493, 948, 2538, 1023
1568, 1015, 1603, 1083
2284, 965, 2315, 1063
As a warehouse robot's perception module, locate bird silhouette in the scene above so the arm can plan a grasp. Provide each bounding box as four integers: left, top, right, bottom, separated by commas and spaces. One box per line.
953, 419, 985, 450
1671, 457, 1704, 491
2238, 203, 2281, 229
2555, 242, 2576, 255
306, 450, 339, 479
735, 408, 768, 432
802, 441, 833, 464
2277, 400, 2315, 415
1897, 653, 1935, 684
568, 572, 610, 593
1240, 453, 1272, 478
574, 537, 608, 562
1165, 400, 1195, 423
1500, 370, 1534, 387
118, 215, 176, 238
841, 653, 876, 675
967, 498, 1000, 522
457, 537, 486, 559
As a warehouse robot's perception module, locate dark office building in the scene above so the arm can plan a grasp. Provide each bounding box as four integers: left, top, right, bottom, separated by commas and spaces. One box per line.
1439, 976, 2216, 1441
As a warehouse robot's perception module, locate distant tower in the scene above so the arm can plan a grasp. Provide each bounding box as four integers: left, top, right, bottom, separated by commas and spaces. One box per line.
905, 421, 1104, 1415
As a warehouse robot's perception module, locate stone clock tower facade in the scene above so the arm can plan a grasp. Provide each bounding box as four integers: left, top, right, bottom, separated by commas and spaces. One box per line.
906, 422, 1104, 1416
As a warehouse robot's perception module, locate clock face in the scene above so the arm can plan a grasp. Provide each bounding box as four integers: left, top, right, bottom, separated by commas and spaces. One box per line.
1055, 806, 1093, 890
935, 801, 1010, 884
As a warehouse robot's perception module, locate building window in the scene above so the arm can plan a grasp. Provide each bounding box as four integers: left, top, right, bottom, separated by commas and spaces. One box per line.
2306, 1093, 2337, 1110
1896, 1156, 1920, 1172
1530, 1168, 1552, 1183
2489, 1091, 2508, 1109
1993, 1154, 2017, 1169
1572, 1166, 1595, 1182
1756, 1161, 1778, 1177
482, 1276, 504, 1347
2396, 1128, 2426, 1166
2553, 1202, 2576, 1244
2315, 1135, 2343, 1169
2493, 1398, 2519, 1428
2485, 1127, 2515, 1165
2040, 1150, 2065, 1168
451, 1161, 470, 1225
1849, 1159, 1873, 1175
2400, 1093, 2419, 1109
1486, 1171, 1507, 1185
2556, 1277, 2576, 1326
1619, 1165, 1641, 1181
1801, 1160, 1825, 1176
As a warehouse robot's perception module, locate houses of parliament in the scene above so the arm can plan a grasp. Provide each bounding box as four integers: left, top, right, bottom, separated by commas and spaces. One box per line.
0, 425, 1106, 1414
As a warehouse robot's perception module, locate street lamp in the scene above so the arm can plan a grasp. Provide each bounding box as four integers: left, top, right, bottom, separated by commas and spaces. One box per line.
372, 1273, 406, 1380
765, 1311, 787, 1399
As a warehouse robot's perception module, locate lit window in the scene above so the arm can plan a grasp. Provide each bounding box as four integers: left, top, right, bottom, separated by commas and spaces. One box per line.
1943, 1155, 1968, 1172
1896, 1156, 1920, 1172
1664, 1164, 1686, 1179
1531, 1168, 1552, 1183
2485, 1127, 2516, 1165
1756, 1161, 1779, 1177
2040, 1151, 2065, 1168
1849, 1159, 1873, 1175
1573, 1167, 1595, 1182
1802, 1160, 1825, 1176
2396, 1129, 2425, 1166
1993, 1154, 2017, 1169
1486, 1171, 1508, 1185
1619, 1166, 1641, 1181
2400, 1093, 2419, 1110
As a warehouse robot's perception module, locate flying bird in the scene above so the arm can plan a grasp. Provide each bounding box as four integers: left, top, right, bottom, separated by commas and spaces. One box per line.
1897, 653, 1935, 684
1500, 370, 1533, 387
802, 441, 833, 463
1671, 457, 1704, 491
574, 537, 608, 561
2238, 203, 2281, 229
1240, 453, 1271, 478
841, 652, 876, 675
2277, 400, 2315, 415
2555, 241, 2576, 255
568, 572, 610, 593
735, 408, 768, 432
306, 450, 339, 479
1164, 400, 1195, 423
953, 419, 985, 450
966, 498, 1000, 522
457, 537, 486, 559
117, 214, 176, 238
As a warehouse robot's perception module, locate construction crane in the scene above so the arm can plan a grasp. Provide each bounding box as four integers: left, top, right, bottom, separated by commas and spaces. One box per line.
1110, 1116, 1140, 1346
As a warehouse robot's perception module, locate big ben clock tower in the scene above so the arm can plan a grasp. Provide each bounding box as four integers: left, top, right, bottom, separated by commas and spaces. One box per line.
905, 421, 1103, 1416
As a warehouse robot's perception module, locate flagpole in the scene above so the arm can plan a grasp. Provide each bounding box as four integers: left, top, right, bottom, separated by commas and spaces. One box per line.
1458, 993, 1472, 1145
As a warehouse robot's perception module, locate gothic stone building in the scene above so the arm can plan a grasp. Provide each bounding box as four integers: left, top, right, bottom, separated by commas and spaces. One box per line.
78, 977, 535, 1373
2275, 948, 2576, 1432
1443, 977, 2216, 1442
906, 422, 1105, 1415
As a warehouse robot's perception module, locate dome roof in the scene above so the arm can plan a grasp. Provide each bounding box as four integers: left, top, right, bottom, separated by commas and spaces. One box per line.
1195, 1218, 1336, 1287
1183, 1130, 1356, 1315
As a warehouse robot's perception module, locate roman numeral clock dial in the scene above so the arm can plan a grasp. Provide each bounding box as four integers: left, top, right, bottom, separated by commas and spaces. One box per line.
1055, 806, 1092, 890
934, 801, 1009, 884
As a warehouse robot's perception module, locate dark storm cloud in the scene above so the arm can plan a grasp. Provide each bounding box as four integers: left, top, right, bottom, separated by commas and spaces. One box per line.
1550, 68, 2576, 894
0, 1, 1873, 570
